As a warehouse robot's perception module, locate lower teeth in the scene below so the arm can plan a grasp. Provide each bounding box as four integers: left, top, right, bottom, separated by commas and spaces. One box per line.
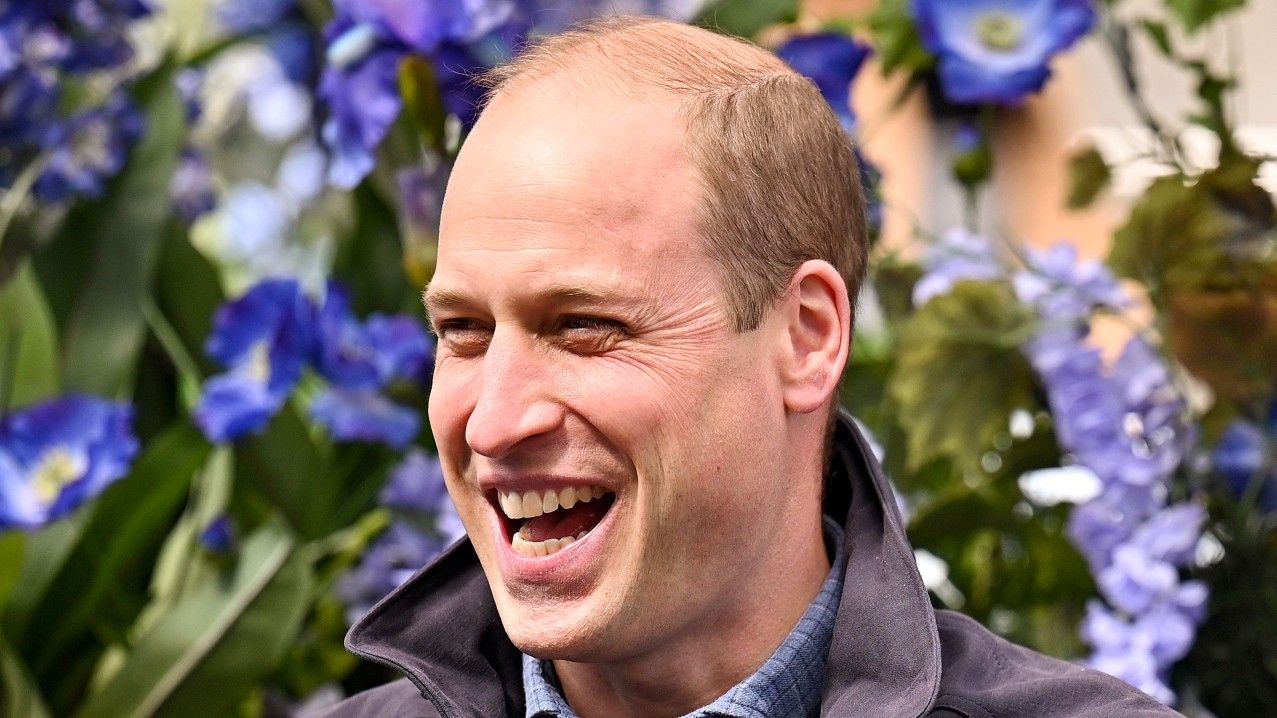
512, 529, 590, 557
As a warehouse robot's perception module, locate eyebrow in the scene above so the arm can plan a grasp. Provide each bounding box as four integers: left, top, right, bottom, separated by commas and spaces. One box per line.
421, 283, 636, 327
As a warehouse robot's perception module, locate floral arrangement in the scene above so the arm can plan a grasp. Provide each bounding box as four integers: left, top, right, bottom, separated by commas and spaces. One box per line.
0, 0, 1271, 716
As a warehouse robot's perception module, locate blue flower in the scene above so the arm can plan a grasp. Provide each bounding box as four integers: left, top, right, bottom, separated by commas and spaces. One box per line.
195, 278, 316, 442
337, 521, 450, 624
776, 32, 871, 132
1097, 543, 1178, 615
309, 282, 431, 446
319, 48, 402, 189
0, 395, 138, 531
1213, 420, 1277, 512
914, 0, 1095, 105
1066, 497, 1132, 573
1013, 243, 1127, 323
1130, 503, 1204, 566
32, 92, 144, 202
913, 228, 1003, 305
1081, 601, 1177, 705
314, 283, 432, 391
218, 0, 294, 33
380, 449, 449, 515
170, 148, 216, 221
309, 388, 419, 447
318, 0, 515, 188
198, 514, 235, 553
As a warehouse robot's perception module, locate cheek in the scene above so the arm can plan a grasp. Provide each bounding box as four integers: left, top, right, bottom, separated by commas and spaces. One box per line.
427, 360, 476, 452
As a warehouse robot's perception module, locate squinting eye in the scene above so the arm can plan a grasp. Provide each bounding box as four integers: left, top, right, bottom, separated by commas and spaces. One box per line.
559, 315, 628, 334
435, 319, 492, 353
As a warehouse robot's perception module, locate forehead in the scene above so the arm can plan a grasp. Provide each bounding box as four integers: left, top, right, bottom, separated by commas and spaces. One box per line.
432, 76, 707, 302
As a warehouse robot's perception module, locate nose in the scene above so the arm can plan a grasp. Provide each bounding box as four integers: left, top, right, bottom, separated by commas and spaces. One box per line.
464, 329, 564, 459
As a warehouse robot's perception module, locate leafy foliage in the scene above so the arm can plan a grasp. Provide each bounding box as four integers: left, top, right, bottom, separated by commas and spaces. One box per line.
1166, 0, 1246, 33
1065, 146, 1112, 210
692, 0, 799, 38
888, 282, 1037, 473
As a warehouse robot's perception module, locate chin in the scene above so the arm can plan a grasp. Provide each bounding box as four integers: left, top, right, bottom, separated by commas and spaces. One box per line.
495, 593, 626, 662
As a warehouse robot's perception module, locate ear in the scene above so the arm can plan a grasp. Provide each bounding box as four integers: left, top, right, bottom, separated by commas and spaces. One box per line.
776, 260, 851, 415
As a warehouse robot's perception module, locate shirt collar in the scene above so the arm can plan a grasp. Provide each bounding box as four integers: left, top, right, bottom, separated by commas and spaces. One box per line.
522, 518, 848, 718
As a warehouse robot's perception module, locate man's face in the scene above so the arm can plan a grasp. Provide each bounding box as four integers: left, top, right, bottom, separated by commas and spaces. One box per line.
426, 77, 795, 661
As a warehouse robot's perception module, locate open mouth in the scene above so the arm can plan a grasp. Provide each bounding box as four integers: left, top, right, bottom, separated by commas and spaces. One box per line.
494, 486, 616, 558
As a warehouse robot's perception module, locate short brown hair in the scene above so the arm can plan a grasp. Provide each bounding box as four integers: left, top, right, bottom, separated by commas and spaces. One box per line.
477, 16, 869, 332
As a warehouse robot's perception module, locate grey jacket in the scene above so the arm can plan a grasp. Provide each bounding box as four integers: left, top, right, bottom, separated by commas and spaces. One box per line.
322, 410, 1182, 718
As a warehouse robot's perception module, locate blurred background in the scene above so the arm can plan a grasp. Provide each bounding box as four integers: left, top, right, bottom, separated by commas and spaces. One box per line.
0, 0, 1274, 716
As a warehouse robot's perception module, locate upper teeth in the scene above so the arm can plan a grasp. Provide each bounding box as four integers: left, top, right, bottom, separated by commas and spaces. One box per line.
498, 486, 608, 519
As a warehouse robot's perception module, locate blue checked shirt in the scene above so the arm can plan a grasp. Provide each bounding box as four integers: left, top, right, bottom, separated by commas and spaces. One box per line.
522, 519, 846, 718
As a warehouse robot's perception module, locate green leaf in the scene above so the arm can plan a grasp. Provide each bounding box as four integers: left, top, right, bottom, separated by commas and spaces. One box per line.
0, 263, 58, 410
1139, 20, 1173, 58
20, 425, 210, 703
0, 532, 23, 611
1, 634, 50, 718
75, 519, 312, 718
236, 405, 327, 539
1167, 0, 1245, 34
1, 519, 81, 645
48, 65, 185, 398
1064, 145, 1112, 209
887, 282, 1036, 472
1109, 158, 1275, 297
866, 0, 934, 75
153, 218, 224, 380
692, 0, 798, 38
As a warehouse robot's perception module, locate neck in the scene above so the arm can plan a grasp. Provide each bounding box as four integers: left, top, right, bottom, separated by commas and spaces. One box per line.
551, 513, 831, 718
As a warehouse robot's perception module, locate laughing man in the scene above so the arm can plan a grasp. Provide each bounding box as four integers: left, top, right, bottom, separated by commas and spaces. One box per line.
322, 16, 1182, 718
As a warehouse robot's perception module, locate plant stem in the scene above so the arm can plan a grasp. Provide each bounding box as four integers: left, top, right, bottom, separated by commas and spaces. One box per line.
0, 155, 47, 260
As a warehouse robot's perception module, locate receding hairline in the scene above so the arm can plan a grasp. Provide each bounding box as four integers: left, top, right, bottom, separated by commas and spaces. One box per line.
474, 15, 800, 110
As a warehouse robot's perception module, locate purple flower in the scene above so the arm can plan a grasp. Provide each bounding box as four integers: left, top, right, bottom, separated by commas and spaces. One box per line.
195, 279, 317, 442
0, 396, 138, 530
1081, 601, 1176, 705
337, 521, 450, 624
1013, 243, 1126, 323
218, 0, 294, 32
308, 283, 431, 446
1130, 503, 1205, 566
913, 227, 1004, 305
379, 450, 465, 543
318, 0, 515, 188
1067, 498, 1132, 572
170, 148, 216, 221
198, 514, 235, 552
380, 449, 449, 514
1098, 543, 1178, 615
776, 32, 871, 132
319, 48, 402, 189
309, 388, 419, 447
314, 283, 432, 392
914, 0, 1095, 105
32, 92, 144, 202
1213, 420, 1277, 511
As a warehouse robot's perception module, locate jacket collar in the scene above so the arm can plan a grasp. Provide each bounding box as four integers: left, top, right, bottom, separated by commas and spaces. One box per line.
345, 409, 942, 718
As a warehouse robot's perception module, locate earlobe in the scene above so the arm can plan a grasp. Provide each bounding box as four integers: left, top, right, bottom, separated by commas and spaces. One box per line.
780, 260, 851, 415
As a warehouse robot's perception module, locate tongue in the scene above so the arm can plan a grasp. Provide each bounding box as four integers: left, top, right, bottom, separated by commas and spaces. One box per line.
522, 496, 611, 542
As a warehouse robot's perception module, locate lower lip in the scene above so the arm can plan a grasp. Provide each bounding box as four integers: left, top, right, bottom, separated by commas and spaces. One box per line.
489, 495, 620, 584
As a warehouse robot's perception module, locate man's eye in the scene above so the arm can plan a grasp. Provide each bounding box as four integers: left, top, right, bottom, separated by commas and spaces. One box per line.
436, 319, 491, 353
559, 315, 627, 333
553, 315, 628, 352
